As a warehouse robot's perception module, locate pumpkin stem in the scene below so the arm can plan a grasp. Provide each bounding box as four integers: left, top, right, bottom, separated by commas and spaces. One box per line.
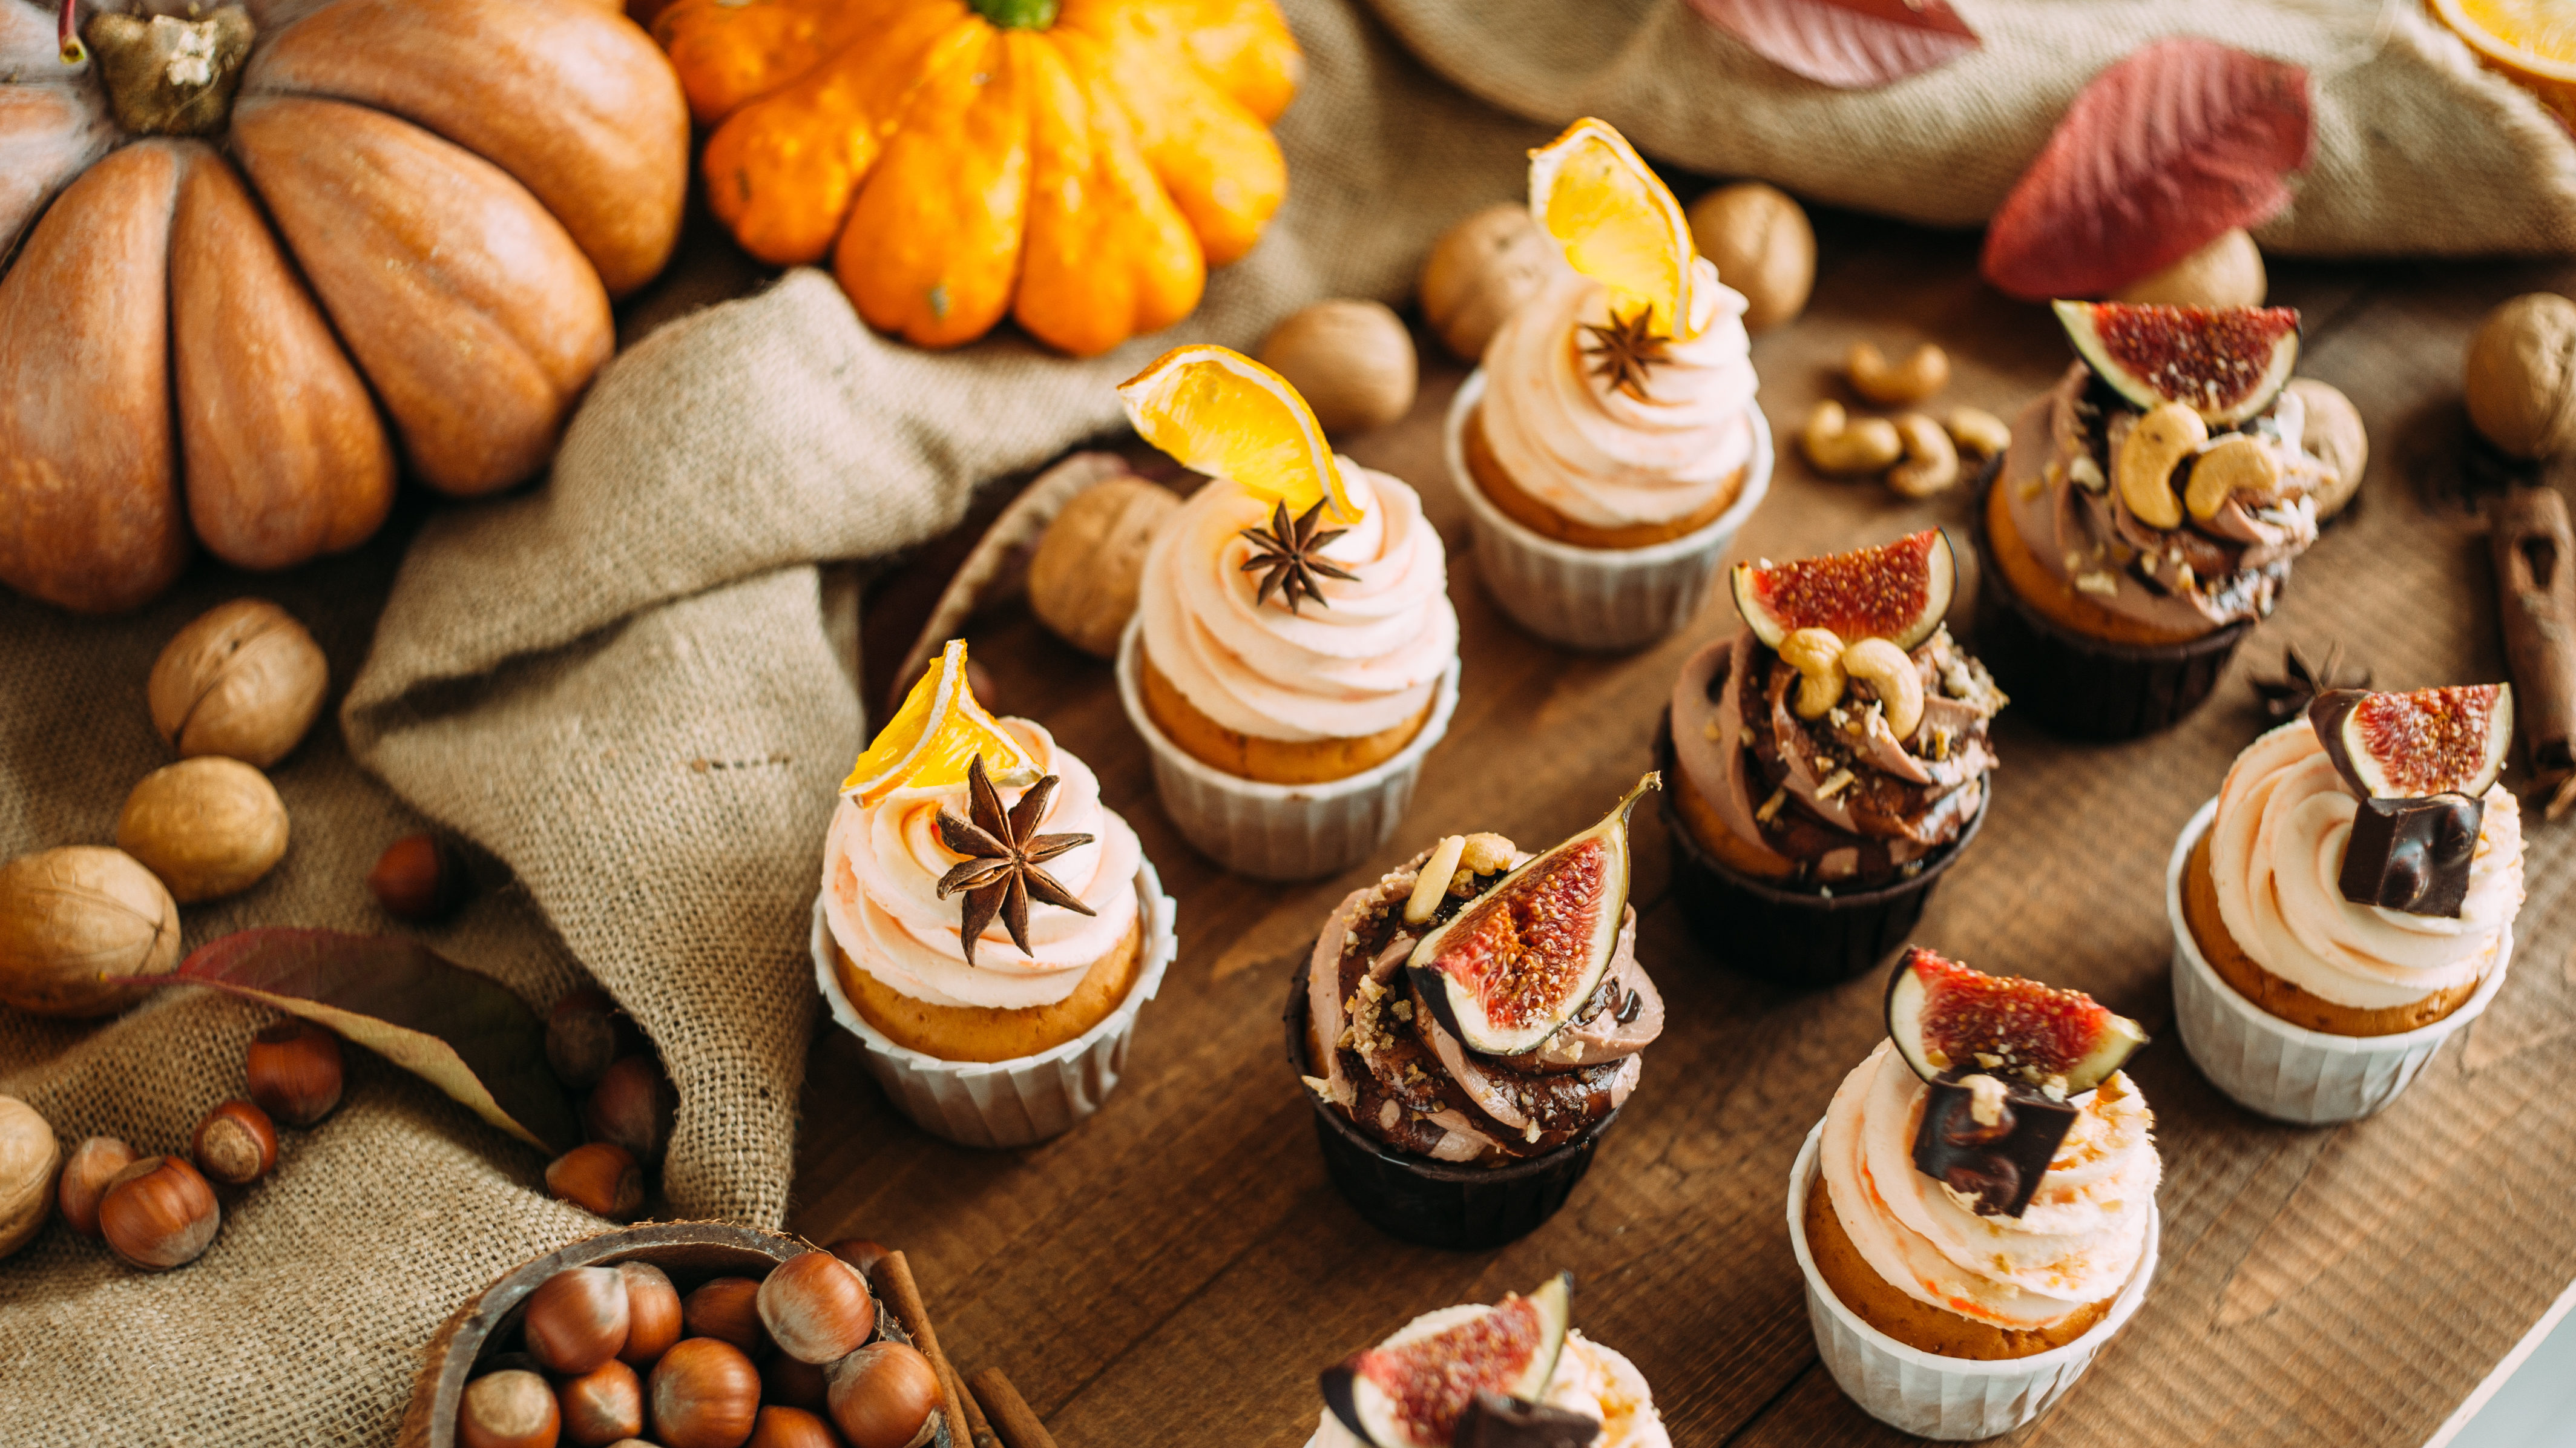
85, 5, 255, 137
967, 0, 1058, 28
58, 0, 84, 64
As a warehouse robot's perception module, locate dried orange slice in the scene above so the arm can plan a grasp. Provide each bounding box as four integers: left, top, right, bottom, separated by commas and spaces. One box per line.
841, 639, 1038, 803
1117, 344, 1359, 522
2433, 0, 2576, 123
1527, 117, 1699, 340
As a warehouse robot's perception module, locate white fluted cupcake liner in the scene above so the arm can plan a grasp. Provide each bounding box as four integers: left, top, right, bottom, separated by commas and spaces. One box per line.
1114, 617, 1459, 880
1443, 370, 1772, 653
1787, 1121, 2159, 1441
810, 858, 1177, 1149
2166, 798, 2512, 1125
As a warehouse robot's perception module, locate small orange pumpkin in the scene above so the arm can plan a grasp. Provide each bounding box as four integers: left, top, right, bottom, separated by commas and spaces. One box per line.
652, 0, 1300, 356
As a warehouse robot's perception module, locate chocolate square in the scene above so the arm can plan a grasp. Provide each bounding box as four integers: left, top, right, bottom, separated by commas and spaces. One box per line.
1454, 1392, 1600, 1448
1910, 1079, 2077, 1219
2338, 793, 2482, 918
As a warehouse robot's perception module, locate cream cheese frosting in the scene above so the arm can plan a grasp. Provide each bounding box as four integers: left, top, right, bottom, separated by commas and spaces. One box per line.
1820, 1042, 2158, 1329
823, 718, 1141, 1011
1479, 258, 1757, 532
1301, 1329, 1672, 1448
1137, 464, 1456, 743
2209, 720, 2525, 1012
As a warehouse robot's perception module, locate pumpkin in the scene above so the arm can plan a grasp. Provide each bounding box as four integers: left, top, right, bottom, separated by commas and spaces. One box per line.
0, 0, 690, 614
652, 0, 1299, 357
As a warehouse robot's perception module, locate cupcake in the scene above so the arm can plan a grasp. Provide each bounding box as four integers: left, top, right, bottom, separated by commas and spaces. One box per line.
2169, 684, 2523, 1123
1288, 778, 1662, 1249
1304, 1274, 1672, 1448
1791, 948, 2159, 1440
1445, 117, 1772, 651
1979, 301, 2353, 739
1661, 528, 2004, 987
1114, 344, 1460, 879
814, 640, 1177, 1148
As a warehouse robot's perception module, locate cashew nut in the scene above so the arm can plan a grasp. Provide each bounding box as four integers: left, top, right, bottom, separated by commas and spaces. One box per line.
1887, 413, 1960, 499
2113, 401, 2206, 531
1801, 401, 1903, 476
1945, 407, 2011, 460
1841, 637, 1925, 740
1847, 342, 1950, 407
2181, 434, 2284, 521
1777, 628, 1847, 719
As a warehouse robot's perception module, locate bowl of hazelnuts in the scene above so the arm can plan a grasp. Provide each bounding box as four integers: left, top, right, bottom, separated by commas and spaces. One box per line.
401, 1222, 959, 1448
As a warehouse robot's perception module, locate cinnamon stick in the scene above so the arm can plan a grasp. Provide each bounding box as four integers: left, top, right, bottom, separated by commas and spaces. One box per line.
957, 1370, 1003, 1448
870, 1251, 974, 1448
2493, 485, 2576, 818
970, 1367, 1059, 1448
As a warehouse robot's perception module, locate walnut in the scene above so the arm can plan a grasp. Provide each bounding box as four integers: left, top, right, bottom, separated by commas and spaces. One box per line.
2465, 292, 2576, 460
146, 599, 327, 768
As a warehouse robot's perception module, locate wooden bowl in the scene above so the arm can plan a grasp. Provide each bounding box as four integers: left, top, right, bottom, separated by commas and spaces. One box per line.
396, 1220, 941, 1448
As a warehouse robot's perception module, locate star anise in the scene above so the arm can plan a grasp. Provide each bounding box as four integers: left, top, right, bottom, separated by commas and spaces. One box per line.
1236, 499, 1358, 615
2251, 639, 2371, 721
1580, 306, 1671, 402
935, 754, 1095, 966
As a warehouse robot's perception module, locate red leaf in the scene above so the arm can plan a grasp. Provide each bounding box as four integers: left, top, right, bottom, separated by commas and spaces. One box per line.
180, 929, 581, 1154
1982, 38, 2313, 301
1687, 0, 1979, 90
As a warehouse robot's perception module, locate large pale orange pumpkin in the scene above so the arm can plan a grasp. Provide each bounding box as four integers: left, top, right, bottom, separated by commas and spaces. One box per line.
651, 0, 1298, 357
0, 0, 689, 613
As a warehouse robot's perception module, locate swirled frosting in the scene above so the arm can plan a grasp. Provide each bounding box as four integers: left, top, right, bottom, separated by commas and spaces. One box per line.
1822, 1042, 2157, 1328
1479, 259, 1757, 531
1302, 1330, 1671, 1448
822, 719, 1142, 1010
1137, 465, 1456, 742
2209, 720, 2525, 1011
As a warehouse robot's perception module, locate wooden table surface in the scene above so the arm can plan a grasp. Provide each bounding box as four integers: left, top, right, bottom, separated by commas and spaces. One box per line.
783, 214, 2576, 1447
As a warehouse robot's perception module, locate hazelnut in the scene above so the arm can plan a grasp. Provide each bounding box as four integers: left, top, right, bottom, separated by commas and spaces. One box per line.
0, 1096, 60, 1259
1257, 300, 1418, 435
191, 1099, 278, 1186
459, 1368, 560, 1448
748, 1404, 843, 1448
583, 1055, 675, 1167
116, 757, 290, 905
0, 846, 182, 1017
547, 989, 628, 1092
1026, 478, 1180, 659
245, 1018, 343, 1127
546, 1142, 644, 1220
649, 1337, 761, 1448
1685, 181, 1815, 333
826, 1237, 890, 1278
146, 599, 328, 768
58, 1135, 136, 1237
524, 1265, 632, 1376
367, 832, 468, 921
616, 1260, 685, 1367
2466, 292, 2576, 460
827, 1341, 941, 1448
682, 1276, 769, 1357
1420, 202, 1563, 362
761, 1352, 830, 1412
557, 1357, 644, 1447
757, 1249, 877, 1365
97, 1155, 220, 1269
2112, 228, 2266, 309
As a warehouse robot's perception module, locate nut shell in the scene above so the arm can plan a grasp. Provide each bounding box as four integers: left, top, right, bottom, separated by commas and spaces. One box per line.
191, 1099, 278, 1186
1685, 181, 1815, 333
748, 1404, 843, 1448
651, 1337, 762, 1448
2466, 292, 2576, 460
524, 1265, 632, 1377
245, 1018, 344, 1126
0, 846, 182, 1016
827, 1341, 941, 1448
583, 1055, 675, 1168
146, 599, 328, 767
2112, 227, 2266, 309
1419, 202, 1562, 362
0, 1096, 59, 1259
97, 1155, 219, 1269
557, 1357, 645, 1447
116, 757, 291, 903
616, 1259, 685, 1367
546, 1142, 644, 1220
57, 1135, 135, 1237
369, 832, 468, 921
1257, 299, 1417, 435
681, 1275, 768, 1356
1026, 478, 1178, 659
757, 1249, 877, 1365
460, 1368, 560, 1448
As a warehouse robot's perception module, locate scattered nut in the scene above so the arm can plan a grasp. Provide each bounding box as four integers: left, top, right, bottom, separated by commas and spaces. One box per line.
616, 1260, 685, 1367
2465, 292, 2576, 459
1944, 407, 2012, 461
2288, 378, 2368, 521
1800, 401, 1904, 476
97, 1154, 220, 1269
146, 599, 328, 768
459, 1368, 559, 1448
2114, 401, 2207, 530
583, 1055, 676, 1167
524, 1265, 632, 1377
1258, 299, 1417, 435
1887, 413, 1961, 498
58, 1135, 134, 1237
1841, 637, 1926, 740
0, 1096, 59, 1259
651, 1337, 762, 1448
2183, 434, 2284, 521
546, 1141, 644, 1220
245, 1018, 343, 1126
1846, 341, 1950, 407
1419, 202, 1562, 362
757, 1249, 878, 1365
826, 1340, 942, 1448
367, 832, 467, 921
0, 846, 182, 1017
1684, 181, 1814, 333
2113, 228, 2266, 309
116, 756, 290, 904
1776, 628, 1848, 720
547, 989, 625, 1092
1027, 478, 1178, 659
190, 1099, 278, 1186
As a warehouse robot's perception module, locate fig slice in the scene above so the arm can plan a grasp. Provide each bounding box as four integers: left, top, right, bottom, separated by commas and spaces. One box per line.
1729, 528, 1954, 652
1884, 947, 2145, 1094
1322, 1274, 1573, 1448
2052, 300, 2300, 426
2309, 685, 2514, 800
1408, 777, 1655, 1059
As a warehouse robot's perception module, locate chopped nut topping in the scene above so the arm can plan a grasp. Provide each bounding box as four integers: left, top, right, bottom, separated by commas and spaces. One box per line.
2074, 570, 2121, 597
1974, 1050, 2003, 1068
1816, 768, 1856, 798
1755, 786, 1788, 824
1964, 1073, 2009, 1127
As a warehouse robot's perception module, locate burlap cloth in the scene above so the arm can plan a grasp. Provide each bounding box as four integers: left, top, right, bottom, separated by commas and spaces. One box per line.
1, 0, 2568, 1441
